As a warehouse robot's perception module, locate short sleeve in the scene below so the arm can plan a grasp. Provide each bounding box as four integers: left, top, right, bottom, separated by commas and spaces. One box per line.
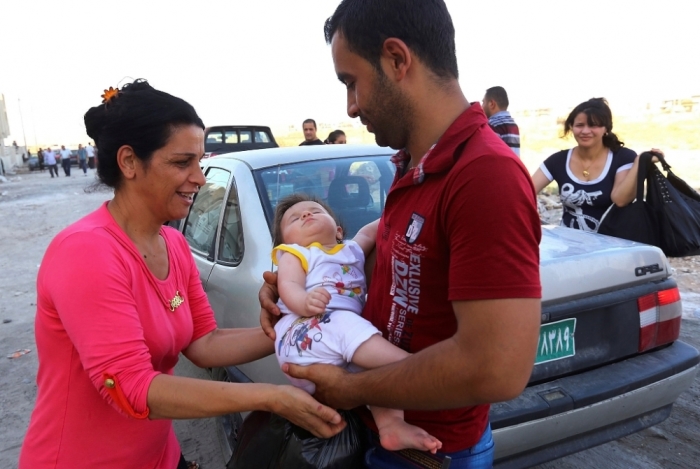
539, 162, 554, 181
614, 147, 637, 173
272, 244, 309, 272
444, 157, 541, 300
344, 240, 365, 263
541, 150, 567, 183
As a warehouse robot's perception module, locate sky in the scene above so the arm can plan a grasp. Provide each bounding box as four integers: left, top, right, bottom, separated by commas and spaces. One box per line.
0, 0, 698, 148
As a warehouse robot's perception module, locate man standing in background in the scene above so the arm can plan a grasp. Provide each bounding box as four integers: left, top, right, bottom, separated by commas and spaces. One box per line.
77, 144, 88, 176
44, 147, 58, 178
299, 119, 324, 145
59, 145, 72, 177
482, 86, 520, 157
85, 142, 96, 169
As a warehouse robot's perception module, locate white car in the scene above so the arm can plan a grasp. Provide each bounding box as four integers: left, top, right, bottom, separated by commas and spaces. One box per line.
170, 144, 699, 468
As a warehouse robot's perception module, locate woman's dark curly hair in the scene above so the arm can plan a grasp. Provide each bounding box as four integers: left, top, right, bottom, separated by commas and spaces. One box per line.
84, 79, 204, 189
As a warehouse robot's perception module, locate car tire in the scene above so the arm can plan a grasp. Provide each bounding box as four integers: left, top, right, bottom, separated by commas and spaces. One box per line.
211, 367, 244, 468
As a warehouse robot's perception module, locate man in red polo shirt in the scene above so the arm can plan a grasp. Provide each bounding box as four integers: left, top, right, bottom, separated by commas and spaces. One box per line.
261, 0, 542, 466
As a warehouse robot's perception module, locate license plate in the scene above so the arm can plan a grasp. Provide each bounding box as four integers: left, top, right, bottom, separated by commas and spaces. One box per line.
535, 318, 576, 364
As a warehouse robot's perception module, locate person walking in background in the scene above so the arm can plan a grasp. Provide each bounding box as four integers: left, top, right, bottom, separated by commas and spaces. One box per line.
86, 141, 96, 169
37, 149, 45, 172
324, 129, 346, 144
43, 147, 58, 178
482, 86, 520, 157
77, 143, 88, 175
59, 145, 72, 177
299, 119, 324, 145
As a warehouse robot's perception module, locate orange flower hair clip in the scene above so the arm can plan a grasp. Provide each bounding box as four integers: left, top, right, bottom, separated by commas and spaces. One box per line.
101, 86, 120, 104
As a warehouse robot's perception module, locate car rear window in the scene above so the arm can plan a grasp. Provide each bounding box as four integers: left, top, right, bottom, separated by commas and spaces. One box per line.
255, 131, 271, 143
255, 155, 396, 238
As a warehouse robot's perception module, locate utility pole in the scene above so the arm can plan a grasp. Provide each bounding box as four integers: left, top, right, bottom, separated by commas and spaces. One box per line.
31, 103, 38, 148
18, 98, 28, 151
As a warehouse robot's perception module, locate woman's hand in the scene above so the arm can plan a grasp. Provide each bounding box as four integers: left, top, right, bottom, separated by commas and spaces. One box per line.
650, 148, 664, 163
305, 288, 331, 316
270, 384, 347, 438
259, 271, 281, 340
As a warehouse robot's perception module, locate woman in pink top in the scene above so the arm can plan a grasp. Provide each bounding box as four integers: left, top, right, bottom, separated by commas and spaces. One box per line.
19, 80, 344, 469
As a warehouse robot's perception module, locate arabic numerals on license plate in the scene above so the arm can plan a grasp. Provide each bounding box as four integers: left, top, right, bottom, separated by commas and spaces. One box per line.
536, 318, 576, 364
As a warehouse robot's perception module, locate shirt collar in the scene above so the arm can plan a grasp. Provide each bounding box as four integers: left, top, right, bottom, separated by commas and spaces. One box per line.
390, 103, 489, 185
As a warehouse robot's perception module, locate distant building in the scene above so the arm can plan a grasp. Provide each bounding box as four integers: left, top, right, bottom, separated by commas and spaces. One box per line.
0, 93, 25, 171
0, 94, 10, 140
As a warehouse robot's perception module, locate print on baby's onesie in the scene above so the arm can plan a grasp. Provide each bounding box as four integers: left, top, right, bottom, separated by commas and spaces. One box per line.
277, 312, 333, 358
322, 264, 364, 299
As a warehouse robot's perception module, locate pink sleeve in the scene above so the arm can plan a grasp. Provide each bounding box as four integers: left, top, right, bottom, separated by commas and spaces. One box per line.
47, 233, 159, 418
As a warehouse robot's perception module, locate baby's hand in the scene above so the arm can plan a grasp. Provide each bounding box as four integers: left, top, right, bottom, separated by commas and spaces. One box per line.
305, 287, 331, 316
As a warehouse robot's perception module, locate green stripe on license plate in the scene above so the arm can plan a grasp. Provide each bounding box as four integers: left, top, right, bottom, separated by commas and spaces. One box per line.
536, 318, 576, 364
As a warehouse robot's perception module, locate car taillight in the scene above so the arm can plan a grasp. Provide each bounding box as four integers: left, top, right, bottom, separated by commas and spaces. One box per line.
638, 287, 682, 352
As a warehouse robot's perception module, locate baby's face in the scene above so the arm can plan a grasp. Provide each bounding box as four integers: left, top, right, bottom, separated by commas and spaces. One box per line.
281, 201, 342, 247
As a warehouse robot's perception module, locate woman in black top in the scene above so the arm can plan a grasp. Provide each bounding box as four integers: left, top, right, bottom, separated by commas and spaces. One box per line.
532, 98, 656, 232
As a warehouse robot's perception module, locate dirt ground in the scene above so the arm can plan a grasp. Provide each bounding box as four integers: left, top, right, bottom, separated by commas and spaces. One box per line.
1, 169, 699, 469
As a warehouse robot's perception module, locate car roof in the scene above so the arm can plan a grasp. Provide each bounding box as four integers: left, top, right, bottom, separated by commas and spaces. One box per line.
210, 144, 396, 170
205, 125, 273, 131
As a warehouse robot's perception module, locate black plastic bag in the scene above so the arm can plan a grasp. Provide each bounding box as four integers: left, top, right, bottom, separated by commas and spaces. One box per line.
646, 153, 700, 257
228, 410, 367, 469
598, 152, 659, 246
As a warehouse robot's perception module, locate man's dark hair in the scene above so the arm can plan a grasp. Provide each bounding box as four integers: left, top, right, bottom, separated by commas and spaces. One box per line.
324, 0, 458, 80
272, 193, 345, 246
485, 86, 509, 110
563, 97, 624, 152
302, 118, 317, 129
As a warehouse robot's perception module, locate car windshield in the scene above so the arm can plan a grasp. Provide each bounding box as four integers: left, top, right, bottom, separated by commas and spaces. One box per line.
255, 155, 396, 239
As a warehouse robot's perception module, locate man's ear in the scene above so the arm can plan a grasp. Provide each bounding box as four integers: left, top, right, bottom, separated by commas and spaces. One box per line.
380, 38, 412, 81
116, 145, 138, 180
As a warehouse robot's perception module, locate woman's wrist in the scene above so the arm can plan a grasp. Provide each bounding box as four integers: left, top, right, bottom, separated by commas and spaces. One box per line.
257, 383, 281, 413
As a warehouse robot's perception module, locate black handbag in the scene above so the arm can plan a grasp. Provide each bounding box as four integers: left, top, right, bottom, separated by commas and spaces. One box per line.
646, 153, 700, 257
597, 152, 659, 247
598, 151, 700, 257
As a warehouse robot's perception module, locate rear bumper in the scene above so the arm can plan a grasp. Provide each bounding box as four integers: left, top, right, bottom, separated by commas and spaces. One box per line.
492, 340, 699, 468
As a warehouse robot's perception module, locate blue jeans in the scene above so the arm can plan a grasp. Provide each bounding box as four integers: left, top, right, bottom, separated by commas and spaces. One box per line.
364, 423, 494, 469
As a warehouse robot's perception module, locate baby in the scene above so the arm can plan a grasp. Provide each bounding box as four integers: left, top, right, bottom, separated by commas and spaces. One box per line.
271, 193, 441, 453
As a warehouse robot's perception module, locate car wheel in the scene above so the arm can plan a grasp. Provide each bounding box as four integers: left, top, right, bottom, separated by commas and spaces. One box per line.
211, 367, 244, 468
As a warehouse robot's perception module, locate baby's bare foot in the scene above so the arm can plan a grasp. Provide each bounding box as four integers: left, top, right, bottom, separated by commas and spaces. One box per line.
378, 419, 442, 454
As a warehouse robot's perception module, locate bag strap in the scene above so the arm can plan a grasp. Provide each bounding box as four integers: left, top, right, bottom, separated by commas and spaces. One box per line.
635, 151, 655, 200
651, 151, 671, 172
